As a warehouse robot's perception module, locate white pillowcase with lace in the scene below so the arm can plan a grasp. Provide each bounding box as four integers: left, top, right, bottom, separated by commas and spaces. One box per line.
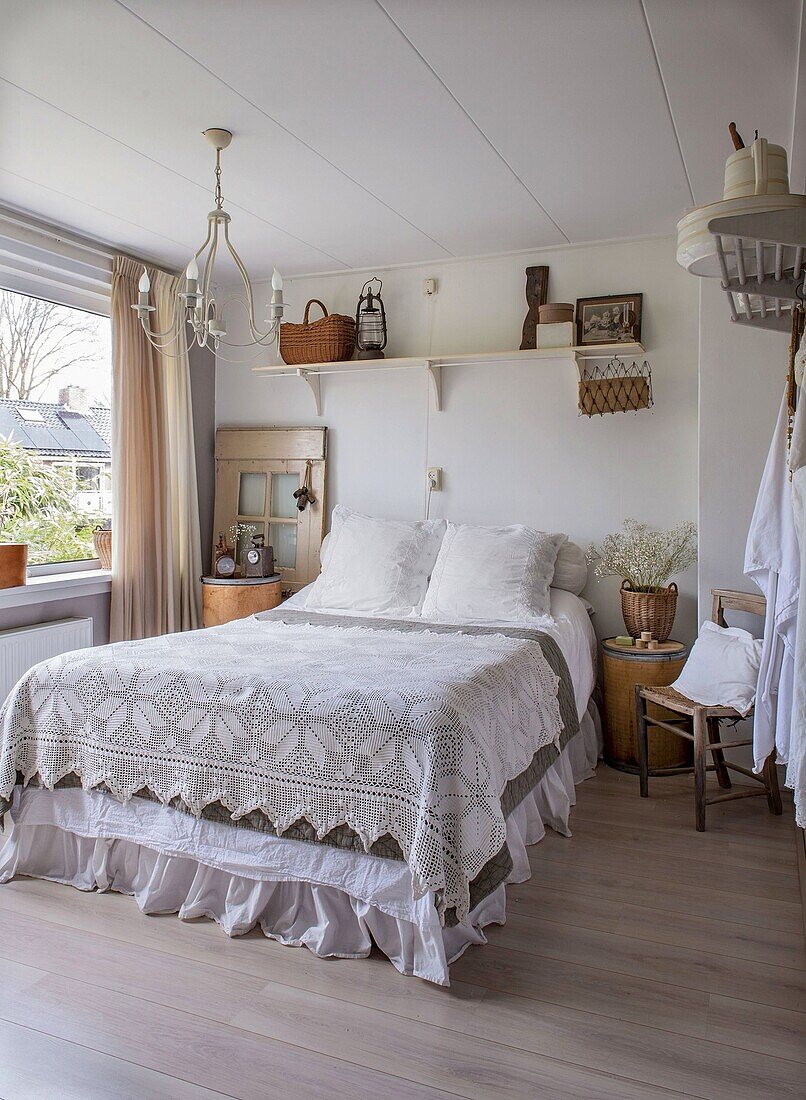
305, 506, 446, 616
421, 522, 566, 624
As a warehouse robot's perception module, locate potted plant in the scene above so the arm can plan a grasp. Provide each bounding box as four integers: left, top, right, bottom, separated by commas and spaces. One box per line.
588, 519, 697, 641
0, 437, 75, 589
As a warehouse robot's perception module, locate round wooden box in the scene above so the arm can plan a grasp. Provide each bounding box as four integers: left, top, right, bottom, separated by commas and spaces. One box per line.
538, 302, 574, 324
602, 638, 690, 773
202, 576, 283, 628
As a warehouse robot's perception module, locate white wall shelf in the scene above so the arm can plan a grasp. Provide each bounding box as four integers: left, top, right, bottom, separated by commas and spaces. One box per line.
252, 342, 646, 414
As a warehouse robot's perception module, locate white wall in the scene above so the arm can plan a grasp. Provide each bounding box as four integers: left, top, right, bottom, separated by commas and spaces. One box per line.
217, 236, 700, 643
698, 279, 787, 614
697, 279, 789, 776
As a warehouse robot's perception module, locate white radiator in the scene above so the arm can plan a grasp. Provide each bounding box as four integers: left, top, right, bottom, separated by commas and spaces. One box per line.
0, 618, 93, 706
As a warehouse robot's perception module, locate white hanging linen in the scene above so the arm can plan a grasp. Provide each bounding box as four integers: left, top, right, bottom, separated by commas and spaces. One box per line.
788, 338, 806, 826
744, 392, 799, 771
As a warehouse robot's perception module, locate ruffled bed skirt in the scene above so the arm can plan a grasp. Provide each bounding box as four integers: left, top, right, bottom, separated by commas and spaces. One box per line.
0, 704, 601, 985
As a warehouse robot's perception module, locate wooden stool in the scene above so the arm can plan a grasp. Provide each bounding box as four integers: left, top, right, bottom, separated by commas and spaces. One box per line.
635, 589, 783, 831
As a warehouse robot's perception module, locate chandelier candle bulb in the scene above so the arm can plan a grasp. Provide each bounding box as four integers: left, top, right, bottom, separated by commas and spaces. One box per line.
270, 267, 284, 321
185, 257, 199, 297
137, 267, 150, 308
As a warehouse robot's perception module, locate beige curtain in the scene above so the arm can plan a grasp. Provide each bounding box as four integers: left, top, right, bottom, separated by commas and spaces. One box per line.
110, 256, 202, 640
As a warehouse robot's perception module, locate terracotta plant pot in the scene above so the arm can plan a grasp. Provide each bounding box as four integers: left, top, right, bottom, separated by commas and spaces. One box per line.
0, 543, 28, 589
620, 580, 678, 642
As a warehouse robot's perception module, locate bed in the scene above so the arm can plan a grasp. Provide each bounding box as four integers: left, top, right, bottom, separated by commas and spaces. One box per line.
0, 517, 600, 986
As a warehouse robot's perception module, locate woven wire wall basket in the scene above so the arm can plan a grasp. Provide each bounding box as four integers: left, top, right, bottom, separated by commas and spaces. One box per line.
578, 356, 653, 417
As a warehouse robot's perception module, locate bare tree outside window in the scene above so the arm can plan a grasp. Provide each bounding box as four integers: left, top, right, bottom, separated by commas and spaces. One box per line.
0, 290, 101, 400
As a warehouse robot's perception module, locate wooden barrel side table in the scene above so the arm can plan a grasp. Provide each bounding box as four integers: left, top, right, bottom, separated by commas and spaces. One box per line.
201, 575, 283, 628
602, 638, 690, 773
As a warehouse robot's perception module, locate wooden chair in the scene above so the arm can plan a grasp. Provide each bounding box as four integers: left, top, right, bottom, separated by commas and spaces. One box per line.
635, 589, 782, 831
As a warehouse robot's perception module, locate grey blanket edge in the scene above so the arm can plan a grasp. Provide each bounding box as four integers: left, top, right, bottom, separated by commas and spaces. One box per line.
3, 608, 580, 926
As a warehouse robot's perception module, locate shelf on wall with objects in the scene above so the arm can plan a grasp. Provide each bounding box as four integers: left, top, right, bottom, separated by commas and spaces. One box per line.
252, 342, 646, 415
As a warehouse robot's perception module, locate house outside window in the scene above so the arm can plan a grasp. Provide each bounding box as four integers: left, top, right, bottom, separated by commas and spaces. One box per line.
0, 288, 112, 566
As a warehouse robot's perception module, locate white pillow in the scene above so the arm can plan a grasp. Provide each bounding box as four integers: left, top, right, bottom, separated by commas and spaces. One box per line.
670, 620, 762, 716
552, 540, 588, 595
305, 506, 445, 616
421, 522, 565, 624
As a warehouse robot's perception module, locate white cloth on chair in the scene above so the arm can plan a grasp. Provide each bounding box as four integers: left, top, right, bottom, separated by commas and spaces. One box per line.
745, 391, 799, 771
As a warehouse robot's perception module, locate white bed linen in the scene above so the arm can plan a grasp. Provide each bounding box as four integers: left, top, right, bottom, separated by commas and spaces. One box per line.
420, 523, 564, 623
0, 613, 570, 922
284, 585, 597, 722
305, 507, 446, 616
0, 704, 601, 985
0, 596, 599, 983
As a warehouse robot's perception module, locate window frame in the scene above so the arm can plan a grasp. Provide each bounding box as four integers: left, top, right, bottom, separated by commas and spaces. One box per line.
0, 279, 112, 578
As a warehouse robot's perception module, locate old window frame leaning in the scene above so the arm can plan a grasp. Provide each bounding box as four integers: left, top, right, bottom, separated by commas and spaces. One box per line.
212, 427, 327, 590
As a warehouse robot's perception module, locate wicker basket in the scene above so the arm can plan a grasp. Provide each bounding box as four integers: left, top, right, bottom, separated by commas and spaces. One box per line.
620, 580, 678, 641
93, 527, 112, 570
279, 299, 355, 365
578, 376, 652, 416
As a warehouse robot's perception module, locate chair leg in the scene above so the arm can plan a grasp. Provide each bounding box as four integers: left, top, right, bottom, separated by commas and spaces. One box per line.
693, 709, 707, 831
635, 685, 649, 797
763, 750, 783, 816
707, 716, 731, 789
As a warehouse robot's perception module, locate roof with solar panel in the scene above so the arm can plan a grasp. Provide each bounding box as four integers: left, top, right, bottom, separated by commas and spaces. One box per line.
0, 388, 110, 458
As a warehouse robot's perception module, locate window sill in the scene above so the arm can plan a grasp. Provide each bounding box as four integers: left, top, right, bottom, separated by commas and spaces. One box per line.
0, 568, 111, 611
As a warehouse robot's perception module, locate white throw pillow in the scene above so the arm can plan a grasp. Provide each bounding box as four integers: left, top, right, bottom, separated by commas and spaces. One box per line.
670, 620, 762, 716
305, 506, 445, 616
552, 540, 588, 595
421, 522, 565, 623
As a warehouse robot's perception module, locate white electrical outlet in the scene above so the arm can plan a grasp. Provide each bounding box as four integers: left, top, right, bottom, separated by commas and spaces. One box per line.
427, 467, 442, 491
422, 278, 438, 297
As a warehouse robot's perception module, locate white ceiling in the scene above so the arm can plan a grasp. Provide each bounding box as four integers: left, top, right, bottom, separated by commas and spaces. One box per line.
2, 0, 804, 278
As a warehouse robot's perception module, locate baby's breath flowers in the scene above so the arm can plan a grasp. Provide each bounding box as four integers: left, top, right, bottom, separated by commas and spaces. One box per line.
587, 519, 697, 593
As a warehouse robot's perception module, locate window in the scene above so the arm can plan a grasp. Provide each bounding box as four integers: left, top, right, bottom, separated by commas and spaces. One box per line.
0, 286, 112, 567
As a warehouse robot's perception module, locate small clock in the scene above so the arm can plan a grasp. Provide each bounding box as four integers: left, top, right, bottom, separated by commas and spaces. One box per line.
215, 554, 236, 578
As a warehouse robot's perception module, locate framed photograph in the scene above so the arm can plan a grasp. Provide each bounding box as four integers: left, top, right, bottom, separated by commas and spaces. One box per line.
576, 293, 642, 346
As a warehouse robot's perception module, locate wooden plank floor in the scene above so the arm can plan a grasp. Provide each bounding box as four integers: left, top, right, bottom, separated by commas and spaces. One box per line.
0, 767, 802, 1099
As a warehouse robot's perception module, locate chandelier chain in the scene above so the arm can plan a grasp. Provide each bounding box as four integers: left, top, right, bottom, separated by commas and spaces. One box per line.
214, 148, 224, 210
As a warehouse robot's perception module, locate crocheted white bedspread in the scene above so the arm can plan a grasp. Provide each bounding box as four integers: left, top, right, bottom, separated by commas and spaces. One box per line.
0, 615, 564, 920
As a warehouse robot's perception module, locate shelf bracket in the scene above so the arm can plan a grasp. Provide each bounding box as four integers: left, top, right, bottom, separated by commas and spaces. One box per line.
297, 369, 321, 416
425, 361, 442, 411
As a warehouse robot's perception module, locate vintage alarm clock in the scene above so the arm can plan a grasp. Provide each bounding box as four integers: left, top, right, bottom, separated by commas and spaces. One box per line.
213, 533, 237, 578
242, 533, 276, 578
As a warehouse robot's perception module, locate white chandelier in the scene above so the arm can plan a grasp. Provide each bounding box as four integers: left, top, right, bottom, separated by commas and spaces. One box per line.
132, 128, 284, 355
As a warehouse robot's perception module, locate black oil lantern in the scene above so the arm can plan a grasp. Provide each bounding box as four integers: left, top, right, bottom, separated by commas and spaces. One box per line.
355, 278, 387, 359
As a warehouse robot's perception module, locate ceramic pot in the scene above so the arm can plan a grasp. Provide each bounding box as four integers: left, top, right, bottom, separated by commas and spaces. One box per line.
620, 581, 678, 642
0, 543, 28, 589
